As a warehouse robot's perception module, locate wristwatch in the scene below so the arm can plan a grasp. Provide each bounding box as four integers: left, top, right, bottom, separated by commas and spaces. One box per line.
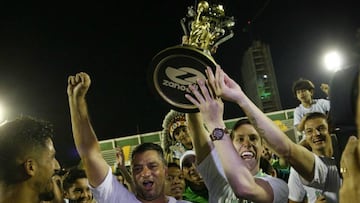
210, 128, 229, 141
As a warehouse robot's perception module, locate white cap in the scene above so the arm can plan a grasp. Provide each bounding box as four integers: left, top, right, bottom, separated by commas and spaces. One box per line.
179, 150, 196, 169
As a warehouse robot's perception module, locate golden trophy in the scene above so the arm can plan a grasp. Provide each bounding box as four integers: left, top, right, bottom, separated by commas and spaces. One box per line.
149, 1, 235, 112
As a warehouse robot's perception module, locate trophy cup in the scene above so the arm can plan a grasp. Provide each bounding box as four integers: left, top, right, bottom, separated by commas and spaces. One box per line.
149, 1, 235, 112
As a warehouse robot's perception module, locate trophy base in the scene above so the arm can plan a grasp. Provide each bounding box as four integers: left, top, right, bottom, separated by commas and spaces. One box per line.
148, 45, 217, 113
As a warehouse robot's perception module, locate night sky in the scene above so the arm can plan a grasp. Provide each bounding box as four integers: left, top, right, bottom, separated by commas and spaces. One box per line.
0, 0, 359, 167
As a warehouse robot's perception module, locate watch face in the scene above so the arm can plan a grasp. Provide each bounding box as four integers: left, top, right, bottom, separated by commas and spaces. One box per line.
213, 129, 224, 138
211, 128, 225, 141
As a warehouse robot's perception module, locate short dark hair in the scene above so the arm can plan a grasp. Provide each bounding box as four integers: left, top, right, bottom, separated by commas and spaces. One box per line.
167, 162, 180, 169
230, 118, 263, 144
0, 116, 54, 184
303, 111, 335, 132
292, 78, 315, 97
304, 112, 328, 122
230, 118, 252, 140
62, 167, 87, 191
131, 142, 166, 165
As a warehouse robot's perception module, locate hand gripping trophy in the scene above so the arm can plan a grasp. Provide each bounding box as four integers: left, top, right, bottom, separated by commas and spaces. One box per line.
149, 1, 235, 112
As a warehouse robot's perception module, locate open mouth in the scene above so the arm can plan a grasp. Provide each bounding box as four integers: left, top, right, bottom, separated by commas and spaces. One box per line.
241, 151, 255, 159
143, 180, 154, 190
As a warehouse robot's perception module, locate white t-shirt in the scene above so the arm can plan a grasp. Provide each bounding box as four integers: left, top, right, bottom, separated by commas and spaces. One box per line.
288, 167, 322, 202
197, 149, 289, 203
293, 99, 330, 126
89, 167, 188, 203
288, 154, 340, 203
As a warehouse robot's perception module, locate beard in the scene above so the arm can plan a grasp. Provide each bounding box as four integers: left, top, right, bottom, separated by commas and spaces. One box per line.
39, 191, 55, 201
39, 179, 56, 201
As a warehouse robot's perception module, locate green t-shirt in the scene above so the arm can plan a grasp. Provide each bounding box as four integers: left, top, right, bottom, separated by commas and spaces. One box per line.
183, 186, 208, 203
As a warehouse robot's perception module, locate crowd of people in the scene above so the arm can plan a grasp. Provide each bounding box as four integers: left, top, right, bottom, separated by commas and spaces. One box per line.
0, 62, 358, 203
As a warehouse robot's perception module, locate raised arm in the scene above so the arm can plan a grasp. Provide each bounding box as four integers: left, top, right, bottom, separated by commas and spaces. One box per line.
67, 72, 109, 187
185, 78, 275, 202
320, 83, 330, 97
185, 112, 213, 164
208, 66, 316, 181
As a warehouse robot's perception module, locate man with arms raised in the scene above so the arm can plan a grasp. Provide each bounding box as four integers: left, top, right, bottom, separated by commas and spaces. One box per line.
196, 66, 340, 203
67, 71, 185, 203
184, 70, 288, 202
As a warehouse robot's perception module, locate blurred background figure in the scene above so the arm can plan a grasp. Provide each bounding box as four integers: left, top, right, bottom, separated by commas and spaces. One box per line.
259, 157, 277, 178
165, 162, 190, 202
113, 146, 133, 192
292, 78, 330, 134
179, 150, 209, 203
63, 167, 96, 203
161, 110, 194, 163
261, 143, 290, 182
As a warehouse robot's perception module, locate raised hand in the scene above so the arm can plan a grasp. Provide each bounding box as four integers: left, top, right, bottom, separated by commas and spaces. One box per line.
320, 83, 330, 96
67, 72, 91, 98
206, 66, 244, 104
185, 78, 224, 129
339, 136, 360, 202
339, 73, 360, 202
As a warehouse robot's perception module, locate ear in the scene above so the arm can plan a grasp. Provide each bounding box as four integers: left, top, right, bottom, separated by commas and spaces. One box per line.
23, 159, 36, 177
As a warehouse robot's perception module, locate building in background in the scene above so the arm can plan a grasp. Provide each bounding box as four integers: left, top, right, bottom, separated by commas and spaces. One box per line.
240, 40, 282, 113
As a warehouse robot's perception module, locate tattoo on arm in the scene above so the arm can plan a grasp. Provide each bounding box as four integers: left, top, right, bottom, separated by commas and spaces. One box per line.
248, 115, 266, 136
